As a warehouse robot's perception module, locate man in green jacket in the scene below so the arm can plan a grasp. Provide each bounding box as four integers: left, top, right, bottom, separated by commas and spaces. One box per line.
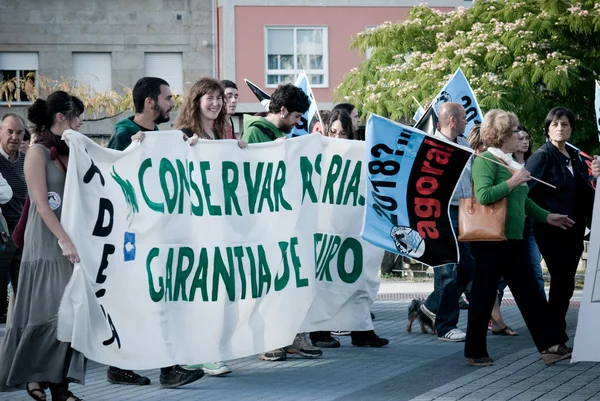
107, 76, 174, 151
242, 83, 309, 144
106, 77, 203, 389
242, 84, 322, 361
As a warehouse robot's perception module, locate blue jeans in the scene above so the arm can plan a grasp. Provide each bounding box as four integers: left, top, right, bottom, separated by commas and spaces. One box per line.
424, 206, 475, 337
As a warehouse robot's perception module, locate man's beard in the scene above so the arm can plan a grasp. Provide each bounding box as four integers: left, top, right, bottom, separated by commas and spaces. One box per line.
154, 105, 171, 125
280, 122, 295, 134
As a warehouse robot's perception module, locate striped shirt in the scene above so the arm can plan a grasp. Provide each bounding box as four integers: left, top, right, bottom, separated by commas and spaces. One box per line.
0, 151, 26, 230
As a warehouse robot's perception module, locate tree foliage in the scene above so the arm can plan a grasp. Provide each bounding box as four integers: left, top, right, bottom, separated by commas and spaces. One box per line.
336, 0, 600, 151
1, 75, 182, 122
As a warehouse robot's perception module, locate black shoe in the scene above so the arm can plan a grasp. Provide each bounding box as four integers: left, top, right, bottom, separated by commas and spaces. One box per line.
370, 312, 375, 321
351, 331, 389, 347
159, 365, 204, 389
107, 367, 151, 385
310, 332, 341, 348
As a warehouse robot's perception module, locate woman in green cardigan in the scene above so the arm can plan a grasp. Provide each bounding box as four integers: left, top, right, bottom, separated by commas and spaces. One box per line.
464, 110, 574, 367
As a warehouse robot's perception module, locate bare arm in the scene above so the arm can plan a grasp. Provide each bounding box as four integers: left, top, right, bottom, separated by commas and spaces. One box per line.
24, 146, 80, 263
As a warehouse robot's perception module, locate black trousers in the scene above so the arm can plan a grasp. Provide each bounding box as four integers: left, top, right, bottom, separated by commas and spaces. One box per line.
465, 240, 567, 359
534, 225, 584, 335
0, 236, 21, 316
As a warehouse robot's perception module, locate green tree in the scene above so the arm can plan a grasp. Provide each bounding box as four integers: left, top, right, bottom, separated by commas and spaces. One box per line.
1, 75, 183, 122
336, 0, 600, 151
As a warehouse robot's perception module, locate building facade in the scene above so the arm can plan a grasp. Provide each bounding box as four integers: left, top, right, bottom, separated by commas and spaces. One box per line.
0, 0, 215, 135
0, 0, 468, 136
216, 0, 465, 117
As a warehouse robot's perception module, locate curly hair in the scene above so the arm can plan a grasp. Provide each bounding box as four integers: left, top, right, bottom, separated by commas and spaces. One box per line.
480, 109, 519, 148
268, 83, 310, 115
175, 78, 226, 140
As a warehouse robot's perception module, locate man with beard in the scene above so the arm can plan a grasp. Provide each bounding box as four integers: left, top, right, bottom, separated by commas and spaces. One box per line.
106, 77, 204, 389
241, 84, 322, 362
0, 114, 27, 324
107, 77, 174, 151
221, 79, 239, 139
242, 83, 309, 143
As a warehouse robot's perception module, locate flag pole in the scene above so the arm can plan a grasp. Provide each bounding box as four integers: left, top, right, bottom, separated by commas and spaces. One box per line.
303, 70, 325, 133
412, 96, 423, 109
475, 153, 556, 189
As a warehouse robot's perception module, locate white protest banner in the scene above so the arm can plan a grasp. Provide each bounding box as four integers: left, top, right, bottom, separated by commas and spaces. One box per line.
301, 138, 383, 332
573, 189, 600, 362
58, 131, 382, 369
432, 68, 483, 135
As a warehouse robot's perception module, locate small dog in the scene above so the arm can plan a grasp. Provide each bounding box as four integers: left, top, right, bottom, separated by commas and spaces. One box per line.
407, 299, 437, 334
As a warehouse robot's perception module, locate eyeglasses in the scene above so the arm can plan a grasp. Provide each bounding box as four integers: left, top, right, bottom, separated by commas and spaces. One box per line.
328, 129, 347, 138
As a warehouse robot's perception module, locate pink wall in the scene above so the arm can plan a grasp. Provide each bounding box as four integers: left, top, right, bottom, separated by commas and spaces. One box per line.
234, 6, 453, 104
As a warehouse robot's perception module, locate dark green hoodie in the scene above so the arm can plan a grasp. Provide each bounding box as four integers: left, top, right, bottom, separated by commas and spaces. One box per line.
107, 116, 158, 151
241, 115, 286, 144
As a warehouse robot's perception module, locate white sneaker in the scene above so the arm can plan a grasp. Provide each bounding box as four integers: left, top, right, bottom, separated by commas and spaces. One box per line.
186, 361, 232, 376
438, 328, 466, 342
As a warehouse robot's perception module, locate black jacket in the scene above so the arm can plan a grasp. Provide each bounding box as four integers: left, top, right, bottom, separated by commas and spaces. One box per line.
526, 141, 595, 230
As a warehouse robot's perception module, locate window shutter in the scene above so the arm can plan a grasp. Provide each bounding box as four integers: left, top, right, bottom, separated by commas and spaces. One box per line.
144, 53, 183, 94
0, 52, 39, 70
72, 53, 112, 93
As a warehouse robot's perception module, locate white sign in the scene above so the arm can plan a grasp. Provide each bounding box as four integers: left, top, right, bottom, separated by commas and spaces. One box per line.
573, 190, 600, 362
57, 131, 382, 369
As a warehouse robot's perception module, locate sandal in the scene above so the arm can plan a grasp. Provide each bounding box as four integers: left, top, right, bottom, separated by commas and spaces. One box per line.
49, 382, 84, 401
27, 383, 46, 401
492, 326, 518, 336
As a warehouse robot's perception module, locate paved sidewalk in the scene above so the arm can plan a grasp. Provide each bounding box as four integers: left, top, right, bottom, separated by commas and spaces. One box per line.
0, 282, 596, 401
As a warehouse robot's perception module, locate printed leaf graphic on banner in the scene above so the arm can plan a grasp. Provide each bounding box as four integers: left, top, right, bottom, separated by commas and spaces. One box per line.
595, 80, 600, 142
244, 79, 271, 110
432, 68, 483, 135
360, 114, 472, 267
292, 72, 323, 137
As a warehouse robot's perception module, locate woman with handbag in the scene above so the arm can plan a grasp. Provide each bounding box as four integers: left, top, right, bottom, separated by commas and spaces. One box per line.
0, 91, 86, 401
526, 107, 599, 336
463, 109, 574, 367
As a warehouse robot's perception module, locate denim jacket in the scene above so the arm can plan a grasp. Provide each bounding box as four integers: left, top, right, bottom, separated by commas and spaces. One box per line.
433, 130, 473, 206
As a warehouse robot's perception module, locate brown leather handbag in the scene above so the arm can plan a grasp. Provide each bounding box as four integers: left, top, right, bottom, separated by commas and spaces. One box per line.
458, 194, 507, 241
458, 159, 508, 242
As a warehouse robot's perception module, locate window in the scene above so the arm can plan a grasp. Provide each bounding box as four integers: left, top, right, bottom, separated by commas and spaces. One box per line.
265, 27, 328, 88
72, 53, 112, 93
0, 52, 38, 104
144, 53, 183, 94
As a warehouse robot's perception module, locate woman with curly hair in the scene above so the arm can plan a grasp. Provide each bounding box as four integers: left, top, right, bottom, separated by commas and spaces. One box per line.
175, 77, 228, 140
